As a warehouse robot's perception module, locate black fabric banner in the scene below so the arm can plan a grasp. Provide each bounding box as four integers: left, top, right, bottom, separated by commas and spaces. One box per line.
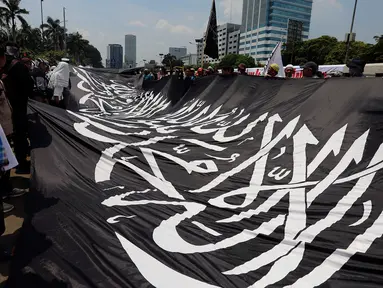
204, 0, 219, 60
7, 68, 383, 288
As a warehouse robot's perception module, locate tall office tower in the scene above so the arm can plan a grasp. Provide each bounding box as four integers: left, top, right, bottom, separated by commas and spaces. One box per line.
239, 0, 313, 62
125, 34, 137, 68
106, 44, 123, 69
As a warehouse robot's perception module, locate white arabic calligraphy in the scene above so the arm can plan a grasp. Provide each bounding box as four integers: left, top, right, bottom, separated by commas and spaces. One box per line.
73, 67, 383, 288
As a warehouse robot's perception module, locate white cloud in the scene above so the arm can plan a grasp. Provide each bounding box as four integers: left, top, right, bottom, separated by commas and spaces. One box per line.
128, 20, 147, 27
155, 19, 194, 34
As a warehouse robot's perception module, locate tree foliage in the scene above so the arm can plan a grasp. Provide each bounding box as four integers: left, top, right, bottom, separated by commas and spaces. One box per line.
162, 53, 183, 68
41, 16, 65, 51
0, 0, 103, 67
0, 0, 29, 41
218, 54, 256, 68
282, 35, 383, 65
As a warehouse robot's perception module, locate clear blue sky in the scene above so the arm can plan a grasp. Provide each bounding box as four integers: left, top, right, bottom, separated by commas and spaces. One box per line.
18, 0, 383, 64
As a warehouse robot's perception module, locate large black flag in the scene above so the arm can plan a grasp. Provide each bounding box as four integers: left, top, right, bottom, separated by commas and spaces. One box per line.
204, 0, 218, 60
7, 68, 383, 287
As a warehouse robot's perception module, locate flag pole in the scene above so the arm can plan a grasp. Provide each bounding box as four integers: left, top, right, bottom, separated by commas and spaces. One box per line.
344, 0, 358, 64
202, 0, 214, 68
202, 42, 204, 67
40, 0, 44, 42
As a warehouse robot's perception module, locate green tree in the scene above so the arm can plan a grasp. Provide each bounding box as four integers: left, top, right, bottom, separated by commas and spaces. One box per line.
283, 36, 338, 65
35, 50, 66, 65
218, 54, 256, 68
162, 53, 176, 67
172, 59, 184, 67
82, 44, 103, 68
368, 36, 383, 63
67, 32, 89, 63
0, 0, 29, 42
41, 16, 65, 50
16, 22, 42, 52
324, 41, 372, 64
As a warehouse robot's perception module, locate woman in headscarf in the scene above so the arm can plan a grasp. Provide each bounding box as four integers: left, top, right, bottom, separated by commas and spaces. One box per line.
48, 61, 70, 108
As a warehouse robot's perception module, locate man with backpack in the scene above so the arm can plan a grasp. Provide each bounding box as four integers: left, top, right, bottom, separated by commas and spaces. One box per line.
0, 43, 34, 174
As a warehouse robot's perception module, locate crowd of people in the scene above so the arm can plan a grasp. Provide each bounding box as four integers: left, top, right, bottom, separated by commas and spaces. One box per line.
0, 42, 73, 260
142, 61, 337, 83
142, 57, 366, 84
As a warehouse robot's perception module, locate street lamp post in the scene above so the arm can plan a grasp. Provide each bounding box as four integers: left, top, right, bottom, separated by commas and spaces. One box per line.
344, 0, 358, 64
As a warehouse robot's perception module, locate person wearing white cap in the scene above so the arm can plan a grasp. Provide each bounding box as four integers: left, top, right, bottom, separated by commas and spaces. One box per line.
285, 64, 294, 78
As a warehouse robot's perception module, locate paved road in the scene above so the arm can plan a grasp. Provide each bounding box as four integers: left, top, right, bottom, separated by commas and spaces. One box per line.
0, 171, 29, 286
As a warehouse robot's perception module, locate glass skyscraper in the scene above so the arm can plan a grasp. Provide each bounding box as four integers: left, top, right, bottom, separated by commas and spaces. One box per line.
239, 0, 313, 62
106, 44, 123, 69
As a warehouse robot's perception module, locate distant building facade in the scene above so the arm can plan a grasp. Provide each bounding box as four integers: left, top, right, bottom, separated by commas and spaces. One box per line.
179, 54, 198, 66
106, 44, 123, 69
196, 23, 241, 64
125, 34, 137, 68
169, 47, 187, 59
239, 0, 313, 62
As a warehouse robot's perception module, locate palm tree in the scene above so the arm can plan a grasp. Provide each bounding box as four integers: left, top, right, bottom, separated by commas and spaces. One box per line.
41, 16, 65, 50
67, 32, 89, 63
0, 0, 29, 42
16, 22, 42, 52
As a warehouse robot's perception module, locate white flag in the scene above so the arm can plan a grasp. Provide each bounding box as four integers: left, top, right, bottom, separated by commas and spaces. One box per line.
264, 42, 285, 78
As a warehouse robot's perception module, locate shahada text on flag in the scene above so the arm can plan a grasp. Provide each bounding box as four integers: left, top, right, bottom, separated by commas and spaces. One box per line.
7, 68, 383, 287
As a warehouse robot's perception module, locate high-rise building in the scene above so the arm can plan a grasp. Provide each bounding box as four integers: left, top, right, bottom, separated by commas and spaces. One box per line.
239, 0, 313, 62
125, 34, 137, 68
106, 44, 123, 69
196, 23, 241, 64
169, 47, 187, 59
179, 54, 198, 66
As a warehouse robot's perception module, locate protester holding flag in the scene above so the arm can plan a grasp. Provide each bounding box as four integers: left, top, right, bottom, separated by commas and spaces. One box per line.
265, 64, 280, 78
263, 42, 285, 78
